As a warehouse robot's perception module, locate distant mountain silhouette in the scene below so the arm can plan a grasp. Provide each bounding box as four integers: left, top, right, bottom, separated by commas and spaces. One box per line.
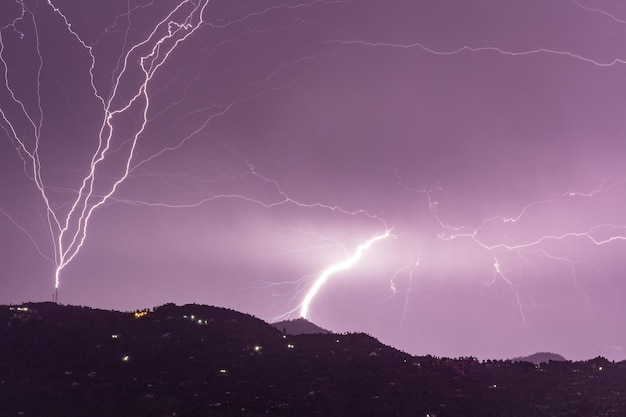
512, 352, 567, 365
1, 302, 624, 417
272, 317, 330, 335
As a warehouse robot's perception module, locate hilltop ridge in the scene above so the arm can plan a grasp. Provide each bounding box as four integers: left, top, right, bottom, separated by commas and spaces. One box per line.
512, 352, 567, 365
1, 302, 624, 417
272, 317, 331, 335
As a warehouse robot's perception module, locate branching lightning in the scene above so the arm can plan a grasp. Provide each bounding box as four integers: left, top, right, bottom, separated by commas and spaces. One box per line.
421, 174, 626, 321
0, 0, 209, 295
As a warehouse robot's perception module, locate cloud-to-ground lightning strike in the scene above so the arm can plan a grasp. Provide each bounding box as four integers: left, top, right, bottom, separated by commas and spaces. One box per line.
0, 0, 210, 299
300, 229, 391, 319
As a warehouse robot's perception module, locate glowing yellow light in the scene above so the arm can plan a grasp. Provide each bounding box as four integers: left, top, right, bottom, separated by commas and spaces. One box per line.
122, 355, 129, 362
134, 311, 148, 319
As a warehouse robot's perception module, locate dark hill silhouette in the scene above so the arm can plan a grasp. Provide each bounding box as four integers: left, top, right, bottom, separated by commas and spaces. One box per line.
272, 317, 331, 334
1, 302, 624, 417
512, 352, 567, 365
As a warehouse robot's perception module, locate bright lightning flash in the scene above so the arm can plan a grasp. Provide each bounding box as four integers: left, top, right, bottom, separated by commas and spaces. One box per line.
300, 229, 391, 319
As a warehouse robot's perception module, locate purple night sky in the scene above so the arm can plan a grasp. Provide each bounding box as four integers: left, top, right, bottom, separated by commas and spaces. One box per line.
2, 0, 626, 361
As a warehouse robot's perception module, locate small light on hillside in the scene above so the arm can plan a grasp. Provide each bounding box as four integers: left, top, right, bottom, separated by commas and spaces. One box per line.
134, 310, 148, 319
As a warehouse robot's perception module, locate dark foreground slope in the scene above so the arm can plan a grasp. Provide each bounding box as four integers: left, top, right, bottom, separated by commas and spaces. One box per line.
1, 303, 625, 417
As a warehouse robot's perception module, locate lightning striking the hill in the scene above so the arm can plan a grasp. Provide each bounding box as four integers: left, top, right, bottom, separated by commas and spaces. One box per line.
300, 229, 391, 319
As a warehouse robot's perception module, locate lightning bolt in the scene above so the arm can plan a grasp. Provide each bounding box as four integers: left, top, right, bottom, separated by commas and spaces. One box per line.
300, 229, 391, 319
423, 175, 626, 321
570, 0, 626, 25
0, 0, 210, 295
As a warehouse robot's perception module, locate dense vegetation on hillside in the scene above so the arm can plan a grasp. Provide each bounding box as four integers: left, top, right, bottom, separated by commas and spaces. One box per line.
1, 303, 624, 417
